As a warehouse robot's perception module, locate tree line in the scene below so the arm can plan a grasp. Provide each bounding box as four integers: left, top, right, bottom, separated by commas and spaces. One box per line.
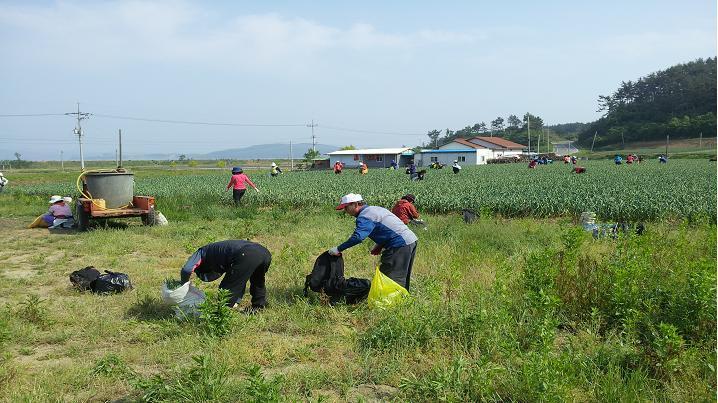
577, 57, 716, 148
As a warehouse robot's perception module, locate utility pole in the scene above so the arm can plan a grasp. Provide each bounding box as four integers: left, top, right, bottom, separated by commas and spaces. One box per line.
699, 132, 702, 148
546, 127, 549, 154
289, 140, 294, 171
537, 130, 541, 154
65, 102, 91, 170
590, 131, 597, 152
666, 135, 669, 157
527, 114, 531, 154
60, 150, 64, 171
307, 120, 318, 152
118, 129, 123, 168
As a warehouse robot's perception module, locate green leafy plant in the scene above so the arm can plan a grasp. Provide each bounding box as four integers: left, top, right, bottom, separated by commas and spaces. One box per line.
164, 278, 183, 290
197, 289, 234, 337
243, 364, 283, 403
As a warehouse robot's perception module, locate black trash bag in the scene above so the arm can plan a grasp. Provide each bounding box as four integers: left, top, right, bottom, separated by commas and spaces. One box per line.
69, 266, 101, 291
91, 270, 133, 294
462, 209, 478, 223
304, 252, 345, 303
343, 277, 371, 305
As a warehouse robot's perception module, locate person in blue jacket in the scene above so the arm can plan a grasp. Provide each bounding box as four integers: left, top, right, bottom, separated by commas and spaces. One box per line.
328, 193, 418, 291
389, 159, 399, 170
614, 155, 623, 165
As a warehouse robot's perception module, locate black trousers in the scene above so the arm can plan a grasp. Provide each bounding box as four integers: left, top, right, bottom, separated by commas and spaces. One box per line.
232, 189, 246, 205
379, 242, 417, 291
219, 245, 272, 307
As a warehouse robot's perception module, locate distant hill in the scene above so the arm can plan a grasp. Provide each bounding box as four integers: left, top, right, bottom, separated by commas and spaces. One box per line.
577, 57, 716, 148
197, 143, 339, 160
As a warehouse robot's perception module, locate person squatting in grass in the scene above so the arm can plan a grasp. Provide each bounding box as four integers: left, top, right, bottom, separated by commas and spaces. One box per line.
181, 240, 272, 310
43, 195, 74, 228
328, 193, 418, 291
226, 166, 259, 205
270, 162, 283, 177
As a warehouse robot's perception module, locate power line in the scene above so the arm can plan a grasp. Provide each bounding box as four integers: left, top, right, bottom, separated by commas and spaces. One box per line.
93, 113, 307, 127
0, 113, 66, 117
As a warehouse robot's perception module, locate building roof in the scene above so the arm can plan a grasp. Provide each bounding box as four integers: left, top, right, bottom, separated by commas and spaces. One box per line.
327, 147, 413, 155
418, 149, 481, 154
469, 136, 526, 149
441, 138, 486, 149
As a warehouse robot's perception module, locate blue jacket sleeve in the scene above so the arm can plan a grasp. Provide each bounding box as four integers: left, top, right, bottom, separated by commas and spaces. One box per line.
180, 249, 204, 283
338, 215, 375, 251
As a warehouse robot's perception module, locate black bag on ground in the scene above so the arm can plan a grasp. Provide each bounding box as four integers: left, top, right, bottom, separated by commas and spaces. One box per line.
305, 252, 345, 302
343, 277, 371, 304
69, 266, 101, 291
91, 270, 133, 294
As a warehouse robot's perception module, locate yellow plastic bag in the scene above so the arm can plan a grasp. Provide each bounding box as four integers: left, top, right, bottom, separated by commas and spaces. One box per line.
28, 215, 49, 228
367, 267, 409, 310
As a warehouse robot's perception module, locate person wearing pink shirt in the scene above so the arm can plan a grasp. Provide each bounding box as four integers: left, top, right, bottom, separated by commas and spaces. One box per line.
226, 166, 259, 206
43, 195, 74, 228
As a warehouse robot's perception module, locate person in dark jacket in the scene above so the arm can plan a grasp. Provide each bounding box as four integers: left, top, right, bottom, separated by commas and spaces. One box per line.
328, 193, 418, 291
180, 240, 272, 309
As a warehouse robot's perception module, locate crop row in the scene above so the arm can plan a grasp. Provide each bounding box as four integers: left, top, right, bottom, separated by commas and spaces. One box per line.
11, 160, 716, 221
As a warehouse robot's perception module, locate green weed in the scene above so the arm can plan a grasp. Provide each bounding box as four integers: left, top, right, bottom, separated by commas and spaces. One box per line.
198, 289, 234, 337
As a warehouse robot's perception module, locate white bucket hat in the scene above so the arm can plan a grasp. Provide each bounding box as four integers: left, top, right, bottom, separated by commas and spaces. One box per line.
49, 195, 63, 204
335, 193, 363, 210
271, 162, 277, 167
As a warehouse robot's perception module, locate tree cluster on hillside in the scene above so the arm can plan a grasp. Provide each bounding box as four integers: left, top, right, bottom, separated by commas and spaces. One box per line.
577, 57, 716, 148
424, 113, 546, 149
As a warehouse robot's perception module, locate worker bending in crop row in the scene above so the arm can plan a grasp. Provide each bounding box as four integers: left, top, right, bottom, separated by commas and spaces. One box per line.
328, 193, 418, 291
180, 240, 272, 310
226, 166, 259, 206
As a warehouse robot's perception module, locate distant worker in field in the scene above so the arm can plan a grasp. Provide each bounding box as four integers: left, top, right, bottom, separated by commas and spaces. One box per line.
0, 172, 7, 192
226, 167, 259, 206
416, 169, 427, 181
270, 162, 283, 177
328, 193, 418, 291
571, 155, 577, 164
180, 240, 272, 311
359, 161, 368, 175
563, 155, 570, 164
452, 160, 462, 174
573, 166, 586, 174
528, 159, 537, 169
614, 155, 623, 165
659, 154, 668, 164
626, 154, 634, 164
391, 194, 423, 226
406, 161, 417, 180
333, 161, 343, 174
390, 159, 399, 170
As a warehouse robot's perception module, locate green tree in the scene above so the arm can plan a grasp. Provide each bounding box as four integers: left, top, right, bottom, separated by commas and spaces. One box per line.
507, 115, 521, 131
188, 160, 199, 168
339, 145, 356, 150
426, 129, 441, 148
178, 154, 187, 162
303, 148, 320, 161
491, 117, 505, 133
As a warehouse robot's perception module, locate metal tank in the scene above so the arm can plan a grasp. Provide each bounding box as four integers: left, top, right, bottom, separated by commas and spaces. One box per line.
84, 171, 134, 208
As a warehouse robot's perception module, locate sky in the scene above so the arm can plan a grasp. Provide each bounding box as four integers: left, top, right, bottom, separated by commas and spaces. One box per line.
0, 0, 715, 160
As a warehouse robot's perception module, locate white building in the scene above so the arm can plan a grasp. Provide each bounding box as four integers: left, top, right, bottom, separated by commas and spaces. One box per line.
416, 138, 494, 166
326, 148, 414, 168
466, 136, 526, 157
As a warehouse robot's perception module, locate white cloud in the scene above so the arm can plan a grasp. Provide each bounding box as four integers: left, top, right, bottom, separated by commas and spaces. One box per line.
0, 1, 482, 70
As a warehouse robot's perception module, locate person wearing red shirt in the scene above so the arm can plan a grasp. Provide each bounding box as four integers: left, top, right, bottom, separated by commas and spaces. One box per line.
333, 161, 343, 174
226, 167, 259, 205
391, 194, 420, 225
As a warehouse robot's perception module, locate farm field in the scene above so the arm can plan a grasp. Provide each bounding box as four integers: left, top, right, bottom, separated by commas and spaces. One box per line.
0, 161, 715, 401
8, 159, 717, 222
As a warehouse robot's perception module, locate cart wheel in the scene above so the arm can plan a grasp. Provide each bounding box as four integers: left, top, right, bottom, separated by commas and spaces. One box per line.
77, 201, 89, 231
142, 206, 158, 226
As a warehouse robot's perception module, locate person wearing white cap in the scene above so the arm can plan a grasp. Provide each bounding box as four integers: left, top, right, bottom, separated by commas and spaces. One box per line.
452, 160, 462, 174
0, 172, 7, 192
329, 193, 418, 291
270, 162, 283, 177
42, 195, 74, 228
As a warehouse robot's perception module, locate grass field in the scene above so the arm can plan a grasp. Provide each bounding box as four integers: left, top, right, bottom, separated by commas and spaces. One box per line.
0, 164, 715, 401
